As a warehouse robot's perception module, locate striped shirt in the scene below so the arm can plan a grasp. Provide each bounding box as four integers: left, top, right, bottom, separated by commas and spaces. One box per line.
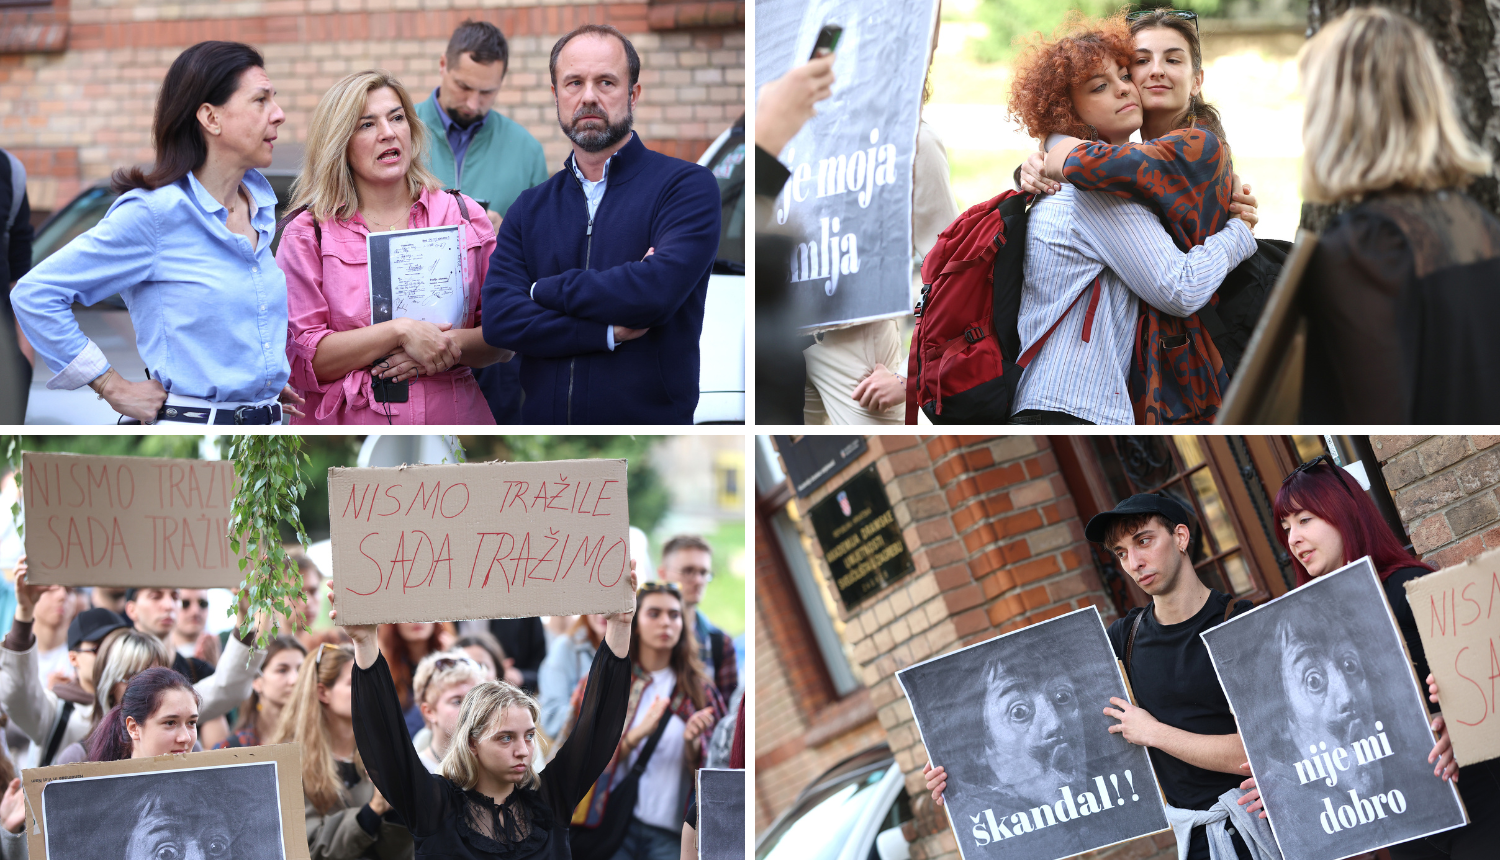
1014, 185, 1256, 425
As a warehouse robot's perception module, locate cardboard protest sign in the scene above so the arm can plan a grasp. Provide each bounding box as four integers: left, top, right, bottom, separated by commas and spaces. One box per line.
1202, 557, 1468, 860
1404, 547, 1500, 766
697, 769, 745, 860
328, 459, 635, 625
22, 743, 309, 860
754, 0, 938, 331
897, 607, 1169, 860
21, 451, 241, 587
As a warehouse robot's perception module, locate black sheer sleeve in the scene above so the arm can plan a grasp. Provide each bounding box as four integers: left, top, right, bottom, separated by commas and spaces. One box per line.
352, 652, 451, 837
538, 641, 632, 818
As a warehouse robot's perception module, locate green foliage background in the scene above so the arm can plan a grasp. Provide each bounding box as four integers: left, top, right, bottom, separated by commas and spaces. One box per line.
965, 0, 1223, 62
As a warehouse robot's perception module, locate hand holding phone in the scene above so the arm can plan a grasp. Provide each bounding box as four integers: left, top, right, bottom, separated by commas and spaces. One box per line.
810, 25, 842, 59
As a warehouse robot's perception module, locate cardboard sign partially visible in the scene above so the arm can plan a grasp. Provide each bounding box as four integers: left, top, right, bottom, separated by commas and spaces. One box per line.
21, 451, 242, 587
328, 459, 635, 625
697, 769, 745, 860
22, 743, 309, 860
1404, 547, 1500, 767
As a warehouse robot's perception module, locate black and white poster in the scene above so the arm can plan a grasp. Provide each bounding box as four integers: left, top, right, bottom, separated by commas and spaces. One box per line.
897, 607, 1170, 860
1202, 557, 1469, 860
40, 762, 285, 860
697, 768, 746, 860
754, 0, 937, 331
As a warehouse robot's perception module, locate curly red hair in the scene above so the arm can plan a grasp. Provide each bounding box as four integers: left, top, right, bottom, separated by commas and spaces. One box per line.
1007, 11, 1135, 140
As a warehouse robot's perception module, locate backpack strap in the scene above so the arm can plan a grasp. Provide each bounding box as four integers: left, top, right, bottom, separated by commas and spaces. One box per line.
1017, 276, 1101, 368
445, 188, 471, 222
1123, 605, 1146, 679
275, 205, 321, 249
39, 700, 74, 767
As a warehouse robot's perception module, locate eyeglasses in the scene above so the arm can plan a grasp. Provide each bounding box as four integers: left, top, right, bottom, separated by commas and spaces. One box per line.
181, 598, 210, 610
1283, 455, 1360, 501
1126, 9, 1199, 31
637, 581, 682, 598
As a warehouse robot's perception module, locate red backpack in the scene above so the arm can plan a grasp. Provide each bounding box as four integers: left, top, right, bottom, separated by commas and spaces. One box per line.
905, 190, 1099, 424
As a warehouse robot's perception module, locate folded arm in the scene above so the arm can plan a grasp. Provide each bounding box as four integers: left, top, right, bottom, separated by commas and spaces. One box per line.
481, 214, 612, 359
530, 169, 721, 329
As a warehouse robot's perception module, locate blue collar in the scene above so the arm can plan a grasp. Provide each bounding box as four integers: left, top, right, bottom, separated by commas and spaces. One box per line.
431, 87, 488, 134
185, 169, 276, 220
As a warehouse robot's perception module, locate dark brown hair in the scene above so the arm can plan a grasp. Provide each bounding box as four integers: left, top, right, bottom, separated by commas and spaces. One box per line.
446, 19, 508, 68
629, 587, 711, 710
87, 667, 200, 762
1128, 10, 1227, 142
1101, 512, 1178, 549
661, 534, 712, 561
549, 24, 640, 88
232, 635, 308, 737
112, 41, 266, 194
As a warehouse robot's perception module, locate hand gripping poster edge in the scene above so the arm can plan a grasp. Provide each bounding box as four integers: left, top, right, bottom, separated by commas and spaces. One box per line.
894, 604, 1173, 860
1197, 555, 1470, 860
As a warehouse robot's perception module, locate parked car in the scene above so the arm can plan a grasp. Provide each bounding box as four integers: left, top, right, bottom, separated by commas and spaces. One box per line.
757, 745, 914, 860
693, 117, 746, 424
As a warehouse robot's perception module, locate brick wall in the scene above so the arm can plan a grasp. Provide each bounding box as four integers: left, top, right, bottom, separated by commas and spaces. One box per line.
0, 0, 744, 211
1373, 435, 1500, 568
775, 435, 1173, 860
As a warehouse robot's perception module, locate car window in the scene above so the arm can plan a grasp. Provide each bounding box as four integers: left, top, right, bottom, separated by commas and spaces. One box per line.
31, 185, 118, 265
704, 130, 744, 274
757, 764, 890, 860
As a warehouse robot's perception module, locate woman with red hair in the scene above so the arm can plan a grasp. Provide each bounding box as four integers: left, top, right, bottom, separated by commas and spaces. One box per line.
1238, 456, 1500, 858
377, 622, 454, 737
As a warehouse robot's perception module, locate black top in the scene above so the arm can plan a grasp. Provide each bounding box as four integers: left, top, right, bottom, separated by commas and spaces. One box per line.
0, 151, 33, 287
1107, 590, 1251, 811
352, 642, 631, 860
488, 618, 548, 692
172, 651, 215, 684
1383, 565, 1437, 714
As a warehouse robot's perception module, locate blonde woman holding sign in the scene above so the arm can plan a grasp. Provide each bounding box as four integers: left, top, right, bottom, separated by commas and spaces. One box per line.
278, 70, 511, 425
332, 563, 637, 860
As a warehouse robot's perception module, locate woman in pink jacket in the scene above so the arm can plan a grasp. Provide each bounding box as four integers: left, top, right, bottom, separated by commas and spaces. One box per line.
278, 70, 509, 424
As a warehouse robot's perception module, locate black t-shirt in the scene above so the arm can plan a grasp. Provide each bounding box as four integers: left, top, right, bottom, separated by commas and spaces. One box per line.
1106, 590, 1251, 811
1383, 565, 1438, 713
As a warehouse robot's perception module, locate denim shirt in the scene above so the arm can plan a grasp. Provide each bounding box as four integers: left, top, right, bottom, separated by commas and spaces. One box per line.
12, 169, 290, 403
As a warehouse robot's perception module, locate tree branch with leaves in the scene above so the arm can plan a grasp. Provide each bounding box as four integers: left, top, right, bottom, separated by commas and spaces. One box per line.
227, 435, 316, 649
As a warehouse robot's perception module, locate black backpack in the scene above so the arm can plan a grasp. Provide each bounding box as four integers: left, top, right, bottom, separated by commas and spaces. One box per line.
1199, 238, 1293, 376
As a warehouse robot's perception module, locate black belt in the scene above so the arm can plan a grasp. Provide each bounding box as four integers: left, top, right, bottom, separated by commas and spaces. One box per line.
156, 403, 282, 425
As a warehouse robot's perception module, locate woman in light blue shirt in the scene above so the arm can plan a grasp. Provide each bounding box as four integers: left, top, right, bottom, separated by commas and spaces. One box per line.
13, 41, 303, 424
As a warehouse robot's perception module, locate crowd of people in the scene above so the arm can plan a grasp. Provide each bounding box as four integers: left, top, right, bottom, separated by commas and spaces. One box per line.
756, 6, 1500, 424
0, 535, 743, 860
922, 457, 1499, 860
2, 19, 721, 426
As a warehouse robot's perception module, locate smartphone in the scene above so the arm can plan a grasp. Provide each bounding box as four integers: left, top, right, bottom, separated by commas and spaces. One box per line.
810, 25, 842, 60
370, 365, 410, 403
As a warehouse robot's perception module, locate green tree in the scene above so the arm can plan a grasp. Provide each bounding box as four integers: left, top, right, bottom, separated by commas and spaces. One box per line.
966, 0, 1222, 63
226, 435, 317, 649
459, 436, 671, 536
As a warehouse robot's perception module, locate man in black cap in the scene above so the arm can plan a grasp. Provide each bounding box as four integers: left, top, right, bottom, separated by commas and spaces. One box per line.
1088, 493, 1254, 860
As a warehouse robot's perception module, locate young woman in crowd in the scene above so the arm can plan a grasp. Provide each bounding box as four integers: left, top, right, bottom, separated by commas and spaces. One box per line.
332, 564, 637, 860
998, 12, 1257, 426
85, 666, 200, 761
375, 622, 454, 736
1230, 455, 1500, 858
218, 635, 307, 748
10, 41, 302, 425
1292, 8, 1500, 423
278, 70, 509, 424
570, 582, 723, 860
454, 632, 520, 685
269, 642, 413, 860
537, 614, 606, 743
412, 652, 489, 773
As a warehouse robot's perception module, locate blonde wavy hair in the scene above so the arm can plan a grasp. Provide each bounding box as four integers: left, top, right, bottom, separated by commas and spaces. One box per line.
1300, 7, 1492, 204
287, 70, 444, 223
269, 643, 361, 814
441, 681, 544, 791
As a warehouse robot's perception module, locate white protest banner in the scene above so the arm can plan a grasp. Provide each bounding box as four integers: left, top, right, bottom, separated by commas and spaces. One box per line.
898, 607, 1170, 860
1404, 546, 1500, 766
21, 451, 241, 587
328, 459, 635, 626
755, 0, 938, 331
1202, 557, 1468, 860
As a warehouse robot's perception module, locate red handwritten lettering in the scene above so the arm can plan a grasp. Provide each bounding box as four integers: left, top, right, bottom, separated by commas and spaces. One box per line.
350, 533, 384, 595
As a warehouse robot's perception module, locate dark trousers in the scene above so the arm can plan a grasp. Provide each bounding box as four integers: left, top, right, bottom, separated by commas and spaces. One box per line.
1389, 758, 1500, 860
1010, 408, 1095, 425
471, 359, 524, 424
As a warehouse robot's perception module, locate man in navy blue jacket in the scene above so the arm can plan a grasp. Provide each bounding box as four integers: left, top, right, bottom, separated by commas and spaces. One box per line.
481, 24, 721, 424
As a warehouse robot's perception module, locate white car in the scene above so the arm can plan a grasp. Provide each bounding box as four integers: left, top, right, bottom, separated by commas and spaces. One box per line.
757, 745, 914, 860
693, 121, 747, 424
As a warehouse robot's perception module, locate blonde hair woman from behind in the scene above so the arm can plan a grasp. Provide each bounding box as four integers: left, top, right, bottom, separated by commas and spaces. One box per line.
269, 642, 413, 859
1296, 7, 1500, 423
278, 69, 510, 425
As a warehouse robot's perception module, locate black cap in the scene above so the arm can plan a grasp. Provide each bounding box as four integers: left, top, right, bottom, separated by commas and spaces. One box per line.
68, 608, 129, 652
123, 588, 140, 603
1084, 493, 1192, 544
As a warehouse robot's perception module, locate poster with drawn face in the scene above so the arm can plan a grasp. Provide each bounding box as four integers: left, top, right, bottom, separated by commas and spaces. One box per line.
754, 0, 938, 331
1202, 557, 1469, 860
897, 607, 1169, 860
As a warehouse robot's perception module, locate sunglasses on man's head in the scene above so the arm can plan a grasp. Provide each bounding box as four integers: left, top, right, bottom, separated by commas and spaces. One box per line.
1126, 9, 1199, 30
181, 598, 209, 610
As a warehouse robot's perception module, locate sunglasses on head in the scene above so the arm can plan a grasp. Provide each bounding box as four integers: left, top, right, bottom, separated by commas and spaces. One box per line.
181, 598, 209, 610
1126, 9, 1199, 30
314, 642, 351, 665
1283, 455, 1360, 501
637, 581, 682, 598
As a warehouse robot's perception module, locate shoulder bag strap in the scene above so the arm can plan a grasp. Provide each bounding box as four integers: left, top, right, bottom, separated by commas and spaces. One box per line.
627, 703, 673, 777
446, 188, 471, 222
40, 700, 75, 767
1124, 606, 1146, 678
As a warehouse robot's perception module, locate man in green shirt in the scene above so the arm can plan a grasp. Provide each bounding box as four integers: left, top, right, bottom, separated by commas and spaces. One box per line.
416, 20, 549, 423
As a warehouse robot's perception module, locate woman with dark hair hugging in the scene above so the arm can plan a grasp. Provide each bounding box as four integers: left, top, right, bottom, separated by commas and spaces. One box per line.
333, 563, 638, 860
12, 40, 302, 425
1000, 12, 1258, 427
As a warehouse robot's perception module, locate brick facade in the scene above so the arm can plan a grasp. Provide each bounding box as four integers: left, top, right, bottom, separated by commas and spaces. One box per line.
1373, 435, 1500, 569
0, 0, 744, 212
759, 435, 1175, 860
